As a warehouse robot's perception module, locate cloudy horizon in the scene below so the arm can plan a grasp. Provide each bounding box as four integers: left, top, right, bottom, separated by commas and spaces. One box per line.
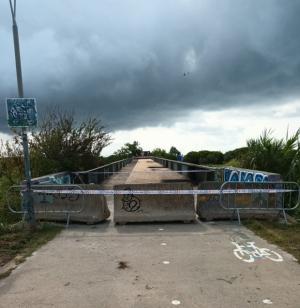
1, 0, 300, 155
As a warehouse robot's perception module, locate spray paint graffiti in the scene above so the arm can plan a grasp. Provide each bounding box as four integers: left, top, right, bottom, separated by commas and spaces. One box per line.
37, 187, 80, 204
232, 241, 283, 263
224, 168, 269, 182
121, 189, 141, 212
49, 175, 71, 185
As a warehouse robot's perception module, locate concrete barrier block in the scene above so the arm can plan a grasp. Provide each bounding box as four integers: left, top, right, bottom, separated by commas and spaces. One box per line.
114, 183, 195, 223
33, 184, 110, 224
197, 182, 280, 221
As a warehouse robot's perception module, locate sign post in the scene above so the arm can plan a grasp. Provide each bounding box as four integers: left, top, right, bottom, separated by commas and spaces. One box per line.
8, 0, 36, 228
6, 98, 37, 228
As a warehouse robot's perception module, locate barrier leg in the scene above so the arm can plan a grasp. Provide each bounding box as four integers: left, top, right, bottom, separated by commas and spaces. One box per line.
282, 209, 288, 224
236, 209, 241, 225
66, 213, 71, 228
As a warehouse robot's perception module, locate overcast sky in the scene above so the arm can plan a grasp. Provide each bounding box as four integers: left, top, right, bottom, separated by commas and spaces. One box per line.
1, 0, 300, 155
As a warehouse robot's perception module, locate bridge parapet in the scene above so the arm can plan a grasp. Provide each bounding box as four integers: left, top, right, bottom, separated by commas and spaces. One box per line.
29, 157, 133, 185
151, 156, 281, 183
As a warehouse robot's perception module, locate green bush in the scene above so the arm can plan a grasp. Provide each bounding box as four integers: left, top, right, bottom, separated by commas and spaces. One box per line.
224, 147, 248, 163
151, 146, 181, 160
184, 150, 224, 165
242, 129, 300, 181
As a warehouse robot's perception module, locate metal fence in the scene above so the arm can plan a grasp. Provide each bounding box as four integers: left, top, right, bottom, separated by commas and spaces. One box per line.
7, 184, 85, 227
219, 181, 300, 224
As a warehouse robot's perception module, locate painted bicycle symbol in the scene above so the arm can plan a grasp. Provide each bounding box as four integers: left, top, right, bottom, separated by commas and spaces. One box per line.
121, 189, 141, 212
232, 241, 283, 263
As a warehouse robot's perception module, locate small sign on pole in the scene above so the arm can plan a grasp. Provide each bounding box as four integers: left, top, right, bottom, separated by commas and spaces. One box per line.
6, 98, 37, 128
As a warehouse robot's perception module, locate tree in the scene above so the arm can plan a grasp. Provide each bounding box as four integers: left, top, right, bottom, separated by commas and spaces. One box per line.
224, 147, 248, 163
0, 139, 23, 184
169, 146, 181, 157
151, 148, 168, 158
114, 141, 142, 158
242, 129, 300, 181
184, 151, 199, 164
184, 150, 224, 165
30, 108, 111, 175
151, 147, 181, 160
199, 151, 224, 165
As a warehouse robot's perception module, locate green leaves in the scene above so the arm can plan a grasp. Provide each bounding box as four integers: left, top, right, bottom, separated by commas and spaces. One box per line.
113, 141, 142, 158
29, 108, 111, 175
244, 129, 300, 181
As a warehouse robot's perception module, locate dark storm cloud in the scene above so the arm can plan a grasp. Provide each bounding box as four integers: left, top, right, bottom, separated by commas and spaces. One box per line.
1, 0, 300, 133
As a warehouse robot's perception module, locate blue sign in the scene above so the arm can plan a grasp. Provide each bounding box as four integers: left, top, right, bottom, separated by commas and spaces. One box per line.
6, 98, 37, 128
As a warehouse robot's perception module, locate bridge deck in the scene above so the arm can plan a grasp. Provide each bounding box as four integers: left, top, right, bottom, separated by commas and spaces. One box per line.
101, 158, 189, 188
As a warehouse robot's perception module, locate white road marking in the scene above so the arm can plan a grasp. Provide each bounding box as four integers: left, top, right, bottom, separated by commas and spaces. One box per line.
262, 299, 273, 304
232, 241, 283, 263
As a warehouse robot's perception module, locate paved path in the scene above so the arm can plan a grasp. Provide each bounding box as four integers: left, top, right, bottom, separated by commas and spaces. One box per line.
0, 222, 299, 308
0, 159, 299, 307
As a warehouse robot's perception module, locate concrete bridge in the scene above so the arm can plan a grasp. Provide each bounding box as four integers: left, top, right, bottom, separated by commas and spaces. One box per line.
1, 158, 299, 307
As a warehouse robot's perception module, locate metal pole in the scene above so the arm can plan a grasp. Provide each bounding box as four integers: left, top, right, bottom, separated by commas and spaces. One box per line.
9, 0, 36, 228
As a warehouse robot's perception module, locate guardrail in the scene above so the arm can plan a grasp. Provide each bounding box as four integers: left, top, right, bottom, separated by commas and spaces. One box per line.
219, 181, 300, 224
29, 157, 133, 185
72, 157, 133, 184
151, 156, 281, 184
30, 172, 71, 185
151, 156, 219, 183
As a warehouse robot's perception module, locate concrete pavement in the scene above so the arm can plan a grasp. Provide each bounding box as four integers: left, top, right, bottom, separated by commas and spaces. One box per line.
0, 219, 299, 308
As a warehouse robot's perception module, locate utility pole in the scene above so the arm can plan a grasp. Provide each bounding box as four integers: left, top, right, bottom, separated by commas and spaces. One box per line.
9, 0, 36, 228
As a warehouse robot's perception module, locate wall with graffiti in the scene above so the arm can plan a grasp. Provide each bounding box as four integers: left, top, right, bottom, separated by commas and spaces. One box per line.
224, 168, 269, 182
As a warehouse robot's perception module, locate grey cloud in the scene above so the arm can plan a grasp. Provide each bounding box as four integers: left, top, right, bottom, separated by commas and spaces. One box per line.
1, 0, 300, 133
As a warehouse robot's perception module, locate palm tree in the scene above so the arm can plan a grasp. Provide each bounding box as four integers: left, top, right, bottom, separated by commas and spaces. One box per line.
244, 129, 300, 182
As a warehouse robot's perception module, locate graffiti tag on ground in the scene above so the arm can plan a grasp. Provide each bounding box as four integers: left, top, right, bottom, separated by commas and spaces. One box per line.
232, 241, 283, 263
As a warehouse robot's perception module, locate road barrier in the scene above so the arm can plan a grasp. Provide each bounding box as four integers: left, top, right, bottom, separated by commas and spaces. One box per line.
7, 184, 110, 227
113, 183, 196, 224
10, 181, 299, 225
219, 181, 300, 224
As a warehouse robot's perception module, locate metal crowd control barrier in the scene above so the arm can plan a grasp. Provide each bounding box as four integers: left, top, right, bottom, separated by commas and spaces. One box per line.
219, 181, 300, 224
7, 184, 85, 227
9, 182, 299, 226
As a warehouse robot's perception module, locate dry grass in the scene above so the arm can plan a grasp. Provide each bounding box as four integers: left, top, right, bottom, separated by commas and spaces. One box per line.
0, 223, 62, 270
245, 220, 300, 263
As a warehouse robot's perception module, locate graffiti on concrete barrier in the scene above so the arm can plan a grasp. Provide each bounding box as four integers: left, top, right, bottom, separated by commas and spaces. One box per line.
53, 191, 80, 202
37, 187, 80, 203
232, 241, 283, 263
121, 189, 141, 212
224, 168, 269, 182
38, 192, 54, 204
